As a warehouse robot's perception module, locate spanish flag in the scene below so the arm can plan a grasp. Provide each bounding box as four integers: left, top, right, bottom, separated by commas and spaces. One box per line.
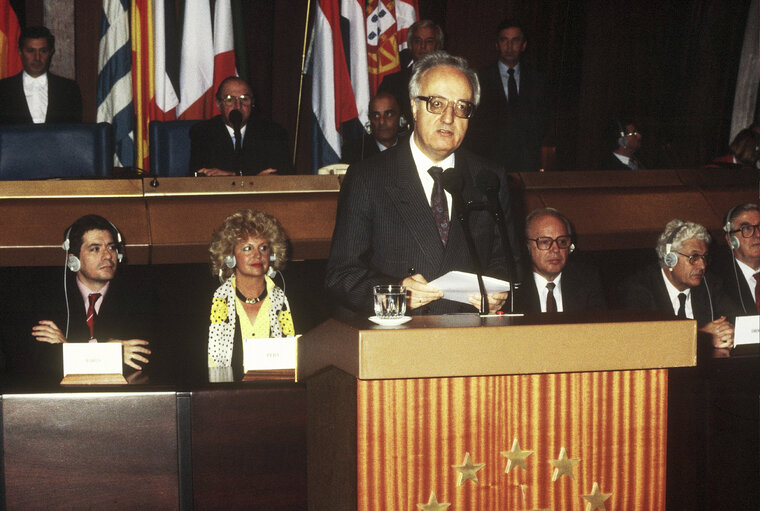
0, 0, 22, 79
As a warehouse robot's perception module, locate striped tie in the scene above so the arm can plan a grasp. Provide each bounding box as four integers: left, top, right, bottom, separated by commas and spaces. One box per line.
86, 293, 101, 339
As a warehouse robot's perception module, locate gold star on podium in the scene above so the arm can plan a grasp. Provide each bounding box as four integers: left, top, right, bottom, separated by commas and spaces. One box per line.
417, 491, 451, 511
582, 482, 612, 511
549, 447, 580, 481
452, 451, 485, 486
501, 438, 533, 473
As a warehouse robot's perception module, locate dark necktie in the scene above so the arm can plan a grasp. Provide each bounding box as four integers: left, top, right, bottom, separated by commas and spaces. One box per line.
754, 272, 760, 314
676, 292, 687, 319
628, 157, 640, 170
234, 130, 242, 154
428, 166, 449, 245
86, 292, 101, 339
507, 68, 518, 104
546, 282, 557, 313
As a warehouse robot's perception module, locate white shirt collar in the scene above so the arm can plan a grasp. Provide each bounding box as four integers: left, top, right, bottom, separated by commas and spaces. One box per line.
660, 267, 693, 318
22, 71, 48, 89
409, 135, 455, 215
533, 271, 563, 312
735, 257, 759, 298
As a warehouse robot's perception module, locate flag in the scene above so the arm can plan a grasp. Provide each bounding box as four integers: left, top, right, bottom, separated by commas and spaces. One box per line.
395, 0, 418, 53
212, 0, 237, 116
177, 0, 214, 119
341, 0, 369, 127
365, 0, 400, 95
0, 0, 22, 79
311, 0, 359, 170
153, 0, 179, 119
97, 0, 134, 167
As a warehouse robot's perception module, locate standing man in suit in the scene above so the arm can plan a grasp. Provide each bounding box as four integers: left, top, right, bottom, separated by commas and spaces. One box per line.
601, 119, 645, 170
189, 76, 292, 176
326, 51, 518, 317
619, 219, 735, 348
377, 19, 444, 130
713, 203, 760, 315
0, 26, 82, 124
516, 208, 605, 313
466, 18, 548, 172
341, 92, 404, 165
30, 215, 154, 376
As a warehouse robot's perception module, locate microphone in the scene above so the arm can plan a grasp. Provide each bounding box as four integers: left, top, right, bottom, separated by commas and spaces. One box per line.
476, 170, 517, 313
441, 167, 488, 315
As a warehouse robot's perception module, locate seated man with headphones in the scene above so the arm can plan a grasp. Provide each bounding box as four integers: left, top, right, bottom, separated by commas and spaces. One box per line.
619, 219, 736, 349
600, 119, 645, 170
713, 203, 760, 316
31, 215, 153, 372
515, 207, 606, 313
340, 92, 407, 166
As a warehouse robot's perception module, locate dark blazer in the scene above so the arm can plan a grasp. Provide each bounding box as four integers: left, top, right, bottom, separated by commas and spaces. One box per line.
377, 67, 413, 129
712, 252, 757, 315
516, 260, 606, 313
188, 115, 292, 175
0, 72, 82, 124
619, 264, 736, 327
325, 139, 520, 316
341, 132, 382, 165
466, 62, 548, 172
601, 152, 633, 171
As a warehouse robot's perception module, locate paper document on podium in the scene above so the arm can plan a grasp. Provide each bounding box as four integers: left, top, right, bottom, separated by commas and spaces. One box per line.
428, 271, 510, 305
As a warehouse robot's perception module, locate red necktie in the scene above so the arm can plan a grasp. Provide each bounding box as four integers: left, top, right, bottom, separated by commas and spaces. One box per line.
86, 293, 101, 339
546, 282, 557, 313
754, 272, 760, 314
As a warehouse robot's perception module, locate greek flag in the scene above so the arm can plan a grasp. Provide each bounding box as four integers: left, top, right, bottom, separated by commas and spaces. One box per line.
97, 0, 134, 167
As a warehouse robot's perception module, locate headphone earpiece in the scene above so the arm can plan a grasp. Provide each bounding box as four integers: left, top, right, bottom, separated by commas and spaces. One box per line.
724, 204, 741, 250
663, 223, 685, 268
569, 243, 575, 254
616, 120, 627, 148
267, 266, 276, 278
67, 254, 81, 272
269, 254, 276, 263
224, 255, 236, 269
399, 115, 408, 130
364, 121, 372, 135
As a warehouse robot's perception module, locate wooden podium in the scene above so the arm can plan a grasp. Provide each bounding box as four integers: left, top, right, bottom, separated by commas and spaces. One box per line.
298, 312, 696, 511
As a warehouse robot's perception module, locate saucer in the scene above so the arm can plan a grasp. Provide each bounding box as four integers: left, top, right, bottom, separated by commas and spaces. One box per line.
369, 316, 412, 326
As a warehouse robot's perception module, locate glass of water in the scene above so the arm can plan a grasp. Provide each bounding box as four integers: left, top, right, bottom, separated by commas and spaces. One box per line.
373, 285, 407, 318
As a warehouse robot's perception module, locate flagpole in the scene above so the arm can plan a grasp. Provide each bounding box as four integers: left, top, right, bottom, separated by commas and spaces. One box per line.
292, 0, 313, 169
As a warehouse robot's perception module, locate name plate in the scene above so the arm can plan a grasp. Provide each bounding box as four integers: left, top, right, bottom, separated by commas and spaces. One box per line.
734, 315, 760, 346
243, 336, 297, 372
63, 343, 123, 376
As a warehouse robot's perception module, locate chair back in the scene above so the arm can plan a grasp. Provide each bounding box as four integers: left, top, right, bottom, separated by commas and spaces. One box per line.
0, 123, 113, 180
149, 120, 199, 177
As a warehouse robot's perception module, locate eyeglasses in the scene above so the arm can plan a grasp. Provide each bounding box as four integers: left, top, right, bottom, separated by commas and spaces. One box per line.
527, 236, 572, 250
221, 94, 252, 106
675, 251, 710, 265
415, 96, 475, 119
730, 224, 760, 238
623, 130, 640, 137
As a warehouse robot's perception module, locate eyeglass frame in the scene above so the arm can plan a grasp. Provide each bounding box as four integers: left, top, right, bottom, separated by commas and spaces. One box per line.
675, 251, 710, 265
220, 94, 253, 106
730, 224, 760, 238
414, 95, 475, 119
527, 235, 573, 251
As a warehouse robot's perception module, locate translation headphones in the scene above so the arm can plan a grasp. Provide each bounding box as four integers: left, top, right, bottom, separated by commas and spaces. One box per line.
663, 223, 685, 268
723, 204, 741, 250
616, 120, 628, 148
62, 220, 124, 272
222, 252, 277, 279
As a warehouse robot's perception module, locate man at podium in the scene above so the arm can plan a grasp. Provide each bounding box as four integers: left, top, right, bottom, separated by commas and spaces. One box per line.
326, 51, 516, 317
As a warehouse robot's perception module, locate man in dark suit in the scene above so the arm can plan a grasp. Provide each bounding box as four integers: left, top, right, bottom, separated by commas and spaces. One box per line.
516, 208, 605, 313
341, 92, 404, 165
377, 19, 444, 130
326, 51, 519, 317
466, 18, 548, 172
713, 203, 760, 316
600, 119, 645, 170
30, 215, 154, 377
619, 219, 736, 348
0, 26, 82, 124
189, 76, 291, 176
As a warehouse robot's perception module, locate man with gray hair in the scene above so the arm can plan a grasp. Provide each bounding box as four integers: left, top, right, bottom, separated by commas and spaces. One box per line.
378, 19, 445, 128
619, 219, 736, 348
713, 203, 760, 315
326, 51, 518, 316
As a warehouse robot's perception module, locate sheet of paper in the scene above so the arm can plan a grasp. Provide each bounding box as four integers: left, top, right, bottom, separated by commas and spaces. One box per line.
428, 271, 510, 305
734, 315, 760, 346
243, 336, 297, 371
63, 343, 122, 375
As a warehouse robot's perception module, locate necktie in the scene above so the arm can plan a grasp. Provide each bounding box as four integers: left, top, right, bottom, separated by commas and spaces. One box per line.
234, 131, 242, 154
754, 272, 760, 314
428, 166, 449, 245
676, 292, 687, 319
86, 292, 101, 339
507, 68, 518, 104
546, 282, 557, 313
628, 157, 640, 170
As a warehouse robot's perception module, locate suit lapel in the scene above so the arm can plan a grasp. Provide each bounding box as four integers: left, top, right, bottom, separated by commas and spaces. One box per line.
386, 143, 446, 269
13, 74, 33, 123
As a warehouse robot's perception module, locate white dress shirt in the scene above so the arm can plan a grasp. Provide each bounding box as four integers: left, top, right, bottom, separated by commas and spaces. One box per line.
533, 272, 564, 312
22, 71, 49, 123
